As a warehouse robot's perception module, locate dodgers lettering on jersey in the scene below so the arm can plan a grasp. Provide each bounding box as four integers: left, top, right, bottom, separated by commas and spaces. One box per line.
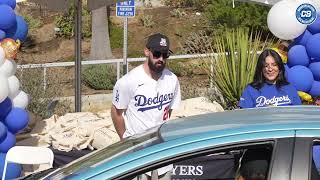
239, 83, 301, 108
256, 95, 291, 107
134, 92, 174, 112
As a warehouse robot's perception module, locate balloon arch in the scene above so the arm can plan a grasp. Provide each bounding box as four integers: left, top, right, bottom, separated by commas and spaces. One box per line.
0, 0, 29, 179
268, 0, 320, 103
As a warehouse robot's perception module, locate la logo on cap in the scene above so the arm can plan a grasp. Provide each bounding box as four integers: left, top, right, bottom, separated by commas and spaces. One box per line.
160, 38, 167, 47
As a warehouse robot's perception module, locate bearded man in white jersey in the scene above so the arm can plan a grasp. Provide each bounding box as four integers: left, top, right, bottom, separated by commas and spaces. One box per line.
111, 33, 181, 180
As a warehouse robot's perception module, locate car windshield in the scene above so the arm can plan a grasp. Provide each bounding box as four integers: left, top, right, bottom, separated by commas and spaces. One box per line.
46, 126, 162, 179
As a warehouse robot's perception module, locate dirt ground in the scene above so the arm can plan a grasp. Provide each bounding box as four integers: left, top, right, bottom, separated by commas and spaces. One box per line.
15, 4, 208, 98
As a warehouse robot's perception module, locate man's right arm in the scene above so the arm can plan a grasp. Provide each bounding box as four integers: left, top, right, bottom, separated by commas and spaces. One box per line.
111, 105, 126, 140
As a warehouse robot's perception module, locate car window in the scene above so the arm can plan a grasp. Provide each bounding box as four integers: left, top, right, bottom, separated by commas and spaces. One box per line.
130, 143, 273, 180
44, 127, 162, 179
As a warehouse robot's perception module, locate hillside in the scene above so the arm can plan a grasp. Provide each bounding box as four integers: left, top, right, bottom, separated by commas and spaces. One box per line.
14, 3, 209, 98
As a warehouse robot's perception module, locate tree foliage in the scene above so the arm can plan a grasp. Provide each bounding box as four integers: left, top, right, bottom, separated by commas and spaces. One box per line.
204, 0, 270, 32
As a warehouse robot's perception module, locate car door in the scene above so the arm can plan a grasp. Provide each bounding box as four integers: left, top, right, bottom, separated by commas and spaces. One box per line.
106, 134, 295, 180
293, 130, 320, 180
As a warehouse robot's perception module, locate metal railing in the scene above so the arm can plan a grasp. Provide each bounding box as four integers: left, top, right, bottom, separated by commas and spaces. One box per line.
16, 53, 215, 90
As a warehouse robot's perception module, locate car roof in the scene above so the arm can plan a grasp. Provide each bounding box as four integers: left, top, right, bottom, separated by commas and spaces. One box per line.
160, 106, 320, 141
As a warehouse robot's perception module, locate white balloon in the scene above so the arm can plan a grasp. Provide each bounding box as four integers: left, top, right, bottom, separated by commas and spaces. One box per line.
0, 59, 17, 77
0, 75, 9, 103
8, 75, 20, 99
12, 90, 29, 109
0, 47, 5, 66
268, 0, 307, 40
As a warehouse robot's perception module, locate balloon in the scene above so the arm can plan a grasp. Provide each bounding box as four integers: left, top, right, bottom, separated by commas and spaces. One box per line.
267, 0, 307, 40
0, 59, 17, 77
0, 30, 5, 41
310, 57, 320, 63
0, 75, 9, 103
306, 33, 320, 60
7, 76, 19, 99
287, 65, 314, 92
284, 64, 290, 79
287, 45, 310, 67
0, 5, 16, 30
0, 0, 16, 9
307, 13, 320, 34
309, 81, 320, 97
314, 146, 320, 171
0, 47, 5, 66
5, 15, 28, 42
298, 91, 313, 102
294, 29, 312, 46
4, 107, 29, 134
309, 62, 320, 80
0, 122, 6, 143
0, 131, 15, 153
0, 98, 12, 120
0, 153, 22, 179
12, 91, 29, 109
0, 38, 20, 59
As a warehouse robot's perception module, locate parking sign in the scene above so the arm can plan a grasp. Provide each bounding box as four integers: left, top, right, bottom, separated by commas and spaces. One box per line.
116, 0, 135, 17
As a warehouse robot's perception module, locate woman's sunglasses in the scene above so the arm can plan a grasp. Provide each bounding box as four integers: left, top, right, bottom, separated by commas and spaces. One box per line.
151, 50, 170, 59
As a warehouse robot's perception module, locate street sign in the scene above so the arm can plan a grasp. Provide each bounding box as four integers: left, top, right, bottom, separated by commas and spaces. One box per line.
116, 0, 135, 17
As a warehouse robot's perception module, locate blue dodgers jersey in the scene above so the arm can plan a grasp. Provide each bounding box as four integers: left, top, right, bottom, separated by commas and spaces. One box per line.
239, 83, 302, 108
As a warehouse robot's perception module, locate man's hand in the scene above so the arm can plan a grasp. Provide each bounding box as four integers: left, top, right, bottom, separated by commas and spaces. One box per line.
111, 105, 126, 140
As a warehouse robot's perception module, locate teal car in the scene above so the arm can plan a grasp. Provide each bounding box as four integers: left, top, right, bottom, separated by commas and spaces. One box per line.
37, 106, 320, 180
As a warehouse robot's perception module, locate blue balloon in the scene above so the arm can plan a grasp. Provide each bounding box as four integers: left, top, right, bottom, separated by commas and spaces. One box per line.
0, 30, 5, 41
0, 0, 16, 9
0, 98, 12, 121
309, 81, 320, 97
0, 123, 7, 143
4, 15, 28, 42
0, 5, 16, 30
307, 13, 320, 34
310, 57, 320, 63
287, 45, 310, 67
0, 153, 22, 179
0, 131, 15, 153
284, 64, 290, 79
306, 34, 320, 60
313, 146, 320, 171
287, 65, 314, 92
294, 30, 312, 46
309, 62, 320, 81
4, 108, 29, 134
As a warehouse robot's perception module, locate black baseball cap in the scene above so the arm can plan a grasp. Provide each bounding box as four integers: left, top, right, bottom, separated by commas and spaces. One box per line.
146, 33, 173, 54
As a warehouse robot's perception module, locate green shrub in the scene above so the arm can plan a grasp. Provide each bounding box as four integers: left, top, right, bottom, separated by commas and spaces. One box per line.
204, 0, 270, 34
83, 65, 117, 90
201, 28, 272, 109
22, 14, 43, 29
140, 15, 154, 28
162, 0, 209, 10
110, 23, 123, 49
54, 5, 91, 38
170, 8, 187, 18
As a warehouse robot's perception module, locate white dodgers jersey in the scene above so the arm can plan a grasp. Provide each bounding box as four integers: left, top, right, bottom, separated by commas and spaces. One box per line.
112, 65, 181, 138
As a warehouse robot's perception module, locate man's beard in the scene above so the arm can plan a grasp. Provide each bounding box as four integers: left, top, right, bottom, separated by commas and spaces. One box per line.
148, 57, 165, 74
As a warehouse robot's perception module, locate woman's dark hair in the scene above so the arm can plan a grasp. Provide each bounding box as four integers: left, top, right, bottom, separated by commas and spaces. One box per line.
250, 49, 289, 90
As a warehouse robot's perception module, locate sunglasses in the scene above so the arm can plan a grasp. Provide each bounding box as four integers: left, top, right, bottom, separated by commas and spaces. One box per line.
151, 50, 170, 59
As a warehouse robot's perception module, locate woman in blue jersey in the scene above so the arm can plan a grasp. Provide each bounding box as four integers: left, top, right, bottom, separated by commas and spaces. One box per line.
239, 49, 301, 108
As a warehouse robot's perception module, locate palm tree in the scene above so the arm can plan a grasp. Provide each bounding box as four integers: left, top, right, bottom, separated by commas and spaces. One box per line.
90, 5, 113, 60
